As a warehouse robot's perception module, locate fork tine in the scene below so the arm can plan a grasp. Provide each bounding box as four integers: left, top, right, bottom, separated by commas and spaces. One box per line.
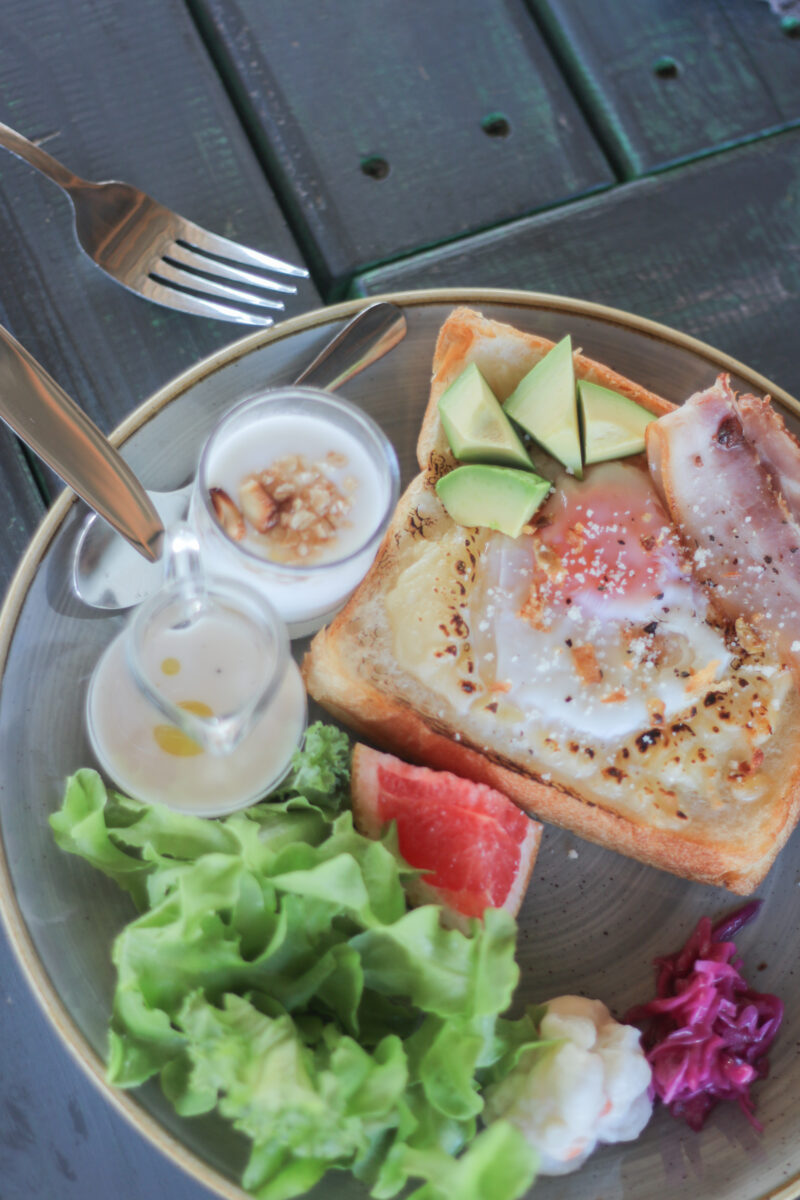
165, 243, 297, 294
152, 262, 286, 310
176, 220, 309, 278
138, 276, 275, 326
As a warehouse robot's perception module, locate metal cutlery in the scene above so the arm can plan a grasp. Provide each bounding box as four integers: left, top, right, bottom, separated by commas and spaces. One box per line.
0, 323, 165, 560
0, 121, 309, 325
0, 302, 407, 609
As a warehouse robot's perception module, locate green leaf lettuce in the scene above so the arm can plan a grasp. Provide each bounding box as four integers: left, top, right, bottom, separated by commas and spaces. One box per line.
50, 723, 539, 1200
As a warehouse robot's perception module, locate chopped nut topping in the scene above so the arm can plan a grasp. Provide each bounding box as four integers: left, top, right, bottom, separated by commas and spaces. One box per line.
209, 487, 245, 541
238, 475, 278, 533
212, 451, 354, 564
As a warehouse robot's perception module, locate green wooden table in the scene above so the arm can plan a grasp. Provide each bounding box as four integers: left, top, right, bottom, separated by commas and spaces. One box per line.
0, 1, 797, 1197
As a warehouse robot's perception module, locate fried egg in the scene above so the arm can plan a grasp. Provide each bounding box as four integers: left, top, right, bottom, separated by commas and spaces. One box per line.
468, 460, 731, 741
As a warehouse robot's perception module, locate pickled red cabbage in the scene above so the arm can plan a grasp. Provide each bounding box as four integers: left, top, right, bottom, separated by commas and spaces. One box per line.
625, 900, 782, 1131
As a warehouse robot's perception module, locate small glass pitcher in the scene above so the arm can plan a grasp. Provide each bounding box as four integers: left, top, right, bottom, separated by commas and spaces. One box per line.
86, 525, 307, 816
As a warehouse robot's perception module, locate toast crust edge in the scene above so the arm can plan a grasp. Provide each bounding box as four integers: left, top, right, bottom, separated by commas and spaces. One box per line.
303, 307, 800, 894
418, 306, 676, 475
304, 620, 800, 894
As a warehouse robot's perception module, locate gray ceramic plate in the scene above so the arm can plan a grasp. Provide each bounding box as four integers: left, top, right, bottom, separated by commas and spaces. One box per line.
1, 289, 799, 1200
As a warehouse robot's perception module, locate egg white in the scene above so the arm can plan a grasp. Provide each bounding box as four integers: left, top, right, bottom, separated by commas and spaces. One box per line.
468, 531, 731, 742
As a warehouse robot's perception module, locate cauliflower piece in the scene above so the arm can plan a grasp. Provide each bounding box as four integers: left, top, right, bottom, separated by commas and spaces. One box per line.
483, 995, 653, 1175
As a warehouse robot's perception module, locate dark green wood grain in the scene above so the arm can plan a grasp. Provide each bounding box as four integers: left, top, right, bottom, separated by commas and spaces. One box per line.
0, 299, 49, 590
0, 916, 222, 1200
0, 302, 211, 1200
0, 0, 319, 486
0, 440, 46, 587
354, 127, 800, 398
527, 0, 800, 177
189, 0, 614, 296
0, 4, 323, 1187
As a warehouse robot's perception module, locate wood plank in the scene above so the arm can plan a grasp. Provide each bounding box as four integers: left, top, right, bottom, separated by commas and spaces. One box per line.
0, 437, 46, 588
528, 0, 800, 177
189, 0, 614, 296
0, 440, 46, 586
0, 365, 204, 1200
354, 127, 800, 398
0, 6, 316, 1198
0, 921, 217, 1200
0, 299, 50, 586
0, 0, 319, 486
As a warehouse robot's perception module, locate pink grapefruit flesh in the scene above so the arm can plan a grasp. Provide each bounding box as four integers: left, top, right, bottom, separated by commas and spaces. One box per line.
351, 744, 542, 922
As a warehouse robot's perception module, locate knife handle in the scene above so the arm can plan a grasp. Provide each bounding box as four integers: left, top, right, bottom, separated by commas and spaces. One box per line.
0, 324, 164, 561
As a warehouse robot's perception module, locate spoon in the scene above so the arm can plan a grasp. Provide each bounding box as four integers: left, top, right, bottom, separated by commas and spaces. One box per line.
73, 300, 407, 609
0, 302, 406, 610
74, 301, 406, 609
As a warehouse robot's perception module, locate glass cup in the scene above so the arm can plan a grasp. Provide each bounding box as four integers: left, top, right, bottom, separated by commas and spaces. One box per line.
188, 386, 400, 638
85, 526, 307, 816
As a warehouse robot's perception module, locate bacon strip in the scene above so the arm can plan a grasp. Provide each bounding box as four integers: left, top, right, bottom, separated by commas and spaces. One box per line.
736, 393, 800, 521
647, 375, 800, 673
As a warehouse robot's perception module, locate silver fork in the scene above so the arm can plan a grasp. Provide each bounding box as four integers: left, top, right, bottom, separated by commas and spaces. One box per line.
0, 122, 309, 326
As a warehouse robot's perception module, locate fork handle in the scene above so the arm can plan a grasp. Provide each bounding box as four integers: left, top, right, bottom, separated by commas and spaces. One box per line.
0, 325, 164, 562
0, 122, 84, 192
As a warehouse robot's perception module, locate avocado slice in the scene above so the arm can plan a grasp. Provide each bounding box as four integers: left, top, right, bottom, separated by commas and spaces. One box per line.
579, 380, 655, 464
436, 464, 551, 538
438, 362, 533, 469
503, 336, 582, 478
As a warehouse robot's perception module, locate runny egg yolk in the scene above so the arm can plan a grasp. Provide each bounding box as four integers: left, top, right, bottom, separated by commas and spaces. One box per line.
153, 699, 214, 757
533, 462, 688, 620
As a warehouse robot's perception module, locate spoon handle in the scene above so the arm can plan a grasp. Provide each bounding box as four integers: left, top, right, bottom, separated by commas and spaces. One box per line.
0, 325, 164, 561
295, 301, 407, 391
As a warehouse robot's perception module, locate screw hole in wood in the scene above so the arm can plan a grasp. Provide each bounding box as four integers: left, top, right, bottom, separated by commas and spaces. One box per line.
653, 56, 679, 78
482, 113, 511, 138
361, 156, 390, 181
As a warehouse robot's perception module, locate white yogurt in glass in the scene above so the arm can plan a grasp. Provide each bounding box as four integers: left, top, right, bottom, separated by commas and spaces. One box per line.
189, 387, 400, 637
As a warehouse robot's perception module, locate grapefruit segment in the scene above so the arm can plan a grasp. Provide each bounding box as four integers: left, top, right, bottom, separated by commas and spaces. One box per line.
351, 744, 542, 925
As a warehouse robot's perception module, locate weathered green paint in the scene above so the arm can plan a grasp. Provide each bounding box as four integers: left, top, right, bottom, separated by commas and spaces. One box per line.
0, 298, 47, 588
189, 0, 614, 296
354, 127, 800, 398
0, 0, 318, 496
527, 0, 800, 177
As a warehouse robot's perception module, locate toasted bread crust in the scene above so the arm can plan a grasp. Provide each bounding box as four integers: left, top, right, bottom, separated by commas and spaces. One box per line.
419, 307, 675, 477
306, 618, 800, 894
304, 307, 800, 894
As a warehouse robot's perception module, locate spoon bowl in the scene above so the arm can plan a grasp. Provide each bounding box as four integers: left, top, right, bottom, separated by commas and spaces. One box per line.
72, 482, 193, 610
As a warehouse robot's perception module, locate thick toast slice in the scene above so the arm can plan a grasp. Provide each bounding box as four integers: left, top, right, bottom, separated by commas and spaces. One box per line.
304, 308, 800, 893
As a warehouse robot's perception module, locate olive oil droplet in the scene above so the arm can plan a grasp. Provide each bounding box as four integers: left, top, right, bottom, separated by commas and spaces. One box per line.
153, 699, 214, 757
